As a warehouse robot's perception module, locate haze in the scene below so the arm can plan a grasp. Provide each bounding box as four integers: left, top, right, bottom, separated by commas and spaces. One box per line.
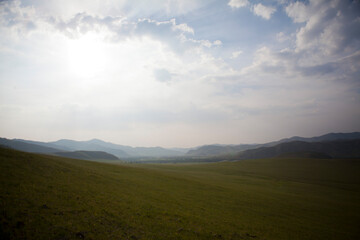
0, 0, 359, 147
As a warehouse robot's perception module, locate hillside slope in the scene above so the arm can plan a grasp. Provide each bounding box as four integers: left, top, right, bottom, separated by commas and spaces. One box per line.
187, 132, 360, 156
1, 147, 360, 240
48, 139, 131, 158
0, 138, 63, 154
8, 138, 183, 158
237, 139, 360, 160
54, 151, 120, 161
51, 139, 183, 158
277, 132, 360, 143
186, 144, 258, 156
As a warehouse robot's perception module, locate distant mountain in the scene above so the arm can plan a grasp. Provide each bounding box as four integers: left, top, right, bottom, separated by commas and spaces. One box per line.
129, 146, 184, 157
1, 138, 185, 158
49, 139, 130, 158
50, 139, 184, 158
3, 132, 360, 159
0, 138, 63, 154
187, 132, 360, 157
14, 139, 72, 151
169, 147, 193, 153
236, 139, 360, 160
54, 151, 119, 161
186, 144, 258, 156
274, 132, 360, 145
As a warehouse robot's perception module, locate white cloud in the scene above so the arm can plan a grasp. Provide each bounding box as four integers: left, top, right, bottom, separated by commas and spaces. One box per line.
285, 1, 309, 23
0, 0, 359, 147
141, 18, 194, 35
231, 50, 243, 59
213, 40, 222, 46
206, 1, 360, 142
276, 32, 292, 43
173, 22, 194, 35
0, 0, 233, 146
154, 68, 173, 82
285, 0, 360, 61
211, 42, 360, 141
14, 0, 208, 20
228, 0, 249, 9
186, 38, 222, 48
252, 3, 276, 20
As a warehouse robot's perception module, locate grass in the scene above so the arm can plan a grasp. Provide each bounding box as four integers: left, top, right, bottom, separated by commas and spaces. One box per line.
1, 147, 360, 239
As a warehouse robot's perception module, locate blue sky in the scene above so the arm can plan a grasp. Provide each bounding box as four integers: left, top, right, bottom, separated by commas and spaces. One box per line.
0, 0, 359, 147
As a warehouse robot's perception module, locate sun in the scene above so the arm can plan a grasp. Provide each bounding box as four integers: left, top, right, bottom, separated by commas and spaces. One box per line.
66, 32, 109, 78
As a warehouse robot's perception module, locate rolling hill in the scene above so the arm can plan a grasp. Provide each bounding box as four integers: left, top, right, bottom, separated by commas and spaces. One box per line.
0, 138, 63, 154
50, 139, 130, 158
186, 144, 258, 157
2, 132, 360, 161
1, 147, 359, 239
16, 138, 184, 158
54, 151, 120, 161
187, 132, 360, 156
237, 139, 360, 160
276, 132, 360, 143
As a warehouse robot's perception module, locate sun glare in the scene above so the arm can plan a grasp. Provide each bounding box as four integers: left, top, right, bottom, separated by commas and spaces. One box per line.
66, 32, 109, 78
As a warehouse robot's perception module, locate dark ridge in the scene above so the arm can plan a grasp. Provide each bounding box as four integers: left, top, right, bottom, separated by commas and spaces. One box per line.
0, 138, 63, 154
276, 151, 332, 159
54, 151, 120, 161
186, 132, 360, 157
236, 139, 360, 160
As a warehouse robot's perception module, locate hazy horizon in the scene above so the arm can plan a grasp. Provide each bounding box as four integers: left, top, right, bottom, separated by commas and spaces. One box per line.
1, 0, 360, 148
4, 131, 360, 149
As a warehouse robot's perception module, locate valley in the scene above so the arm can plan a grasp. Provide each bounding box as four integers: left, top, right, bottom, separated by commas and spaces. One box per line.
1, 147, 359, 239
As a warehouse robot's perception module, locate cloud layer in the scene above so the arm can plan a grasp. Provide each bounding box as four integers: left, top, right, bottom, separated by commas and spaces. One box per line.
252, 3, 276, 20
0, 0, 359, 147
229, 0, 276, 20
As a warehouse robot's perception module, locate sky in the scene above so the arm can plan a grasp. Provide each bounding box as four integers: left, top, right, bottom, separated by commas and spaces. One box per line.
0, 0, 359, 147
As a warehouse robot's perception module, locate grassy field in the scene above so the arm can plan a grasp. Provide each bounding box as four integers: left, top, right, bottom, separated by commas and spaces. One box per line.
1, 147, 360, 239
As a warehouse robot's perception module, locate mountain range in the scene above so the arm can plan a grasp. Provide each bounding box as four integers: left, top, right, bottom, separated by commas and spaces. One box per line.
54, 151, 119, 161
1, 132, 360, 161
0, 138, 186, 159
236, 139, 360, 160
187, 132, 360, 156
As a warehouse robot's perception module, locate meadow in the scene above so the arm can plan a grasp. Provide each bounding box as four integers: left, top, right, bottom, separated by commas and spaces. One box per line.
1, 147, 359, 239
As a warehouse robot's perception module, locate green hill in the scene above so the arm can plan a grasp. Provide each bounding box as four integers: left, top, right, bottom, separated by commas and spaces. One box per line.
237, 139, 360, 160
187, 132, 360, 157
1, 147, 360, 239
54, 151, 120, 161
276, 151, 332, 159
0, 138, 63, 154
186, 144, 258, 157
50, 139, 183, 158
